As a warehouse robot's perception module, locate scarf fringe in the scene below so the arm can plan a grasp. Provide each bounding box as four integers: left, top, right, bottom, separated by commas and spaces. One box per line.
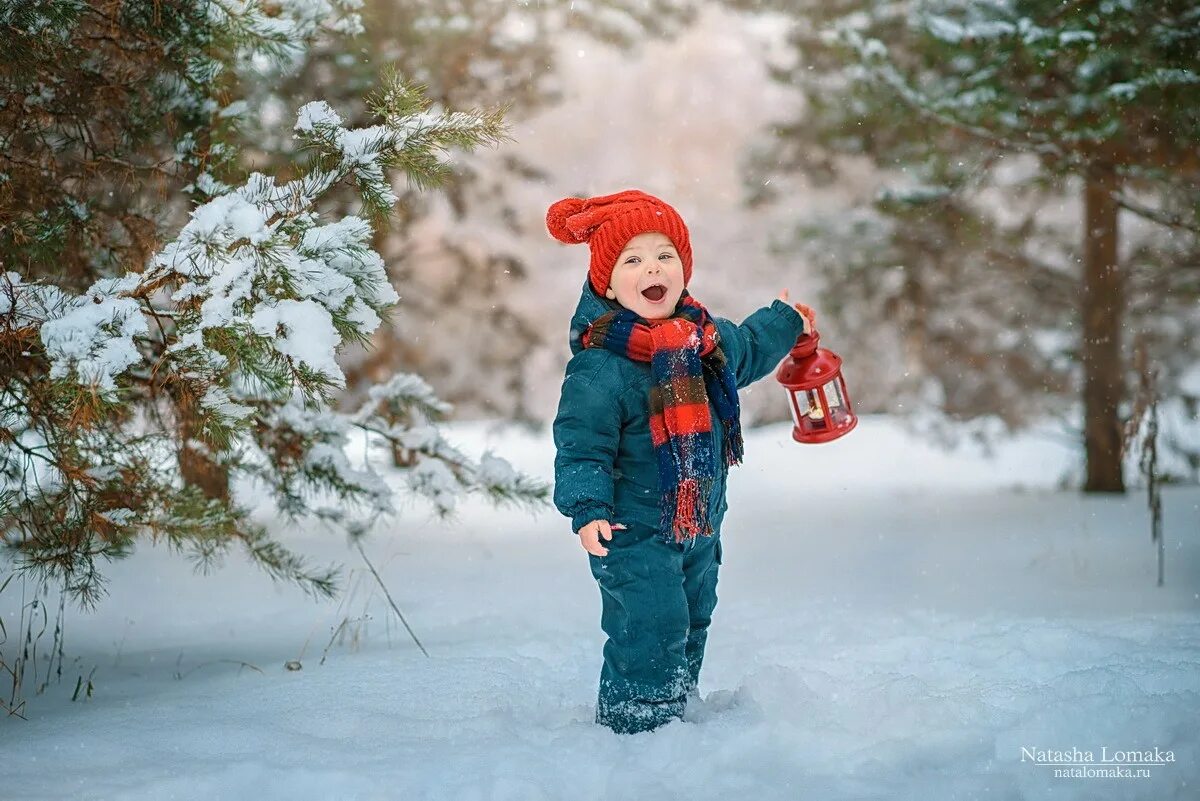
660, 477, 714, 543
724, 420, 744, 466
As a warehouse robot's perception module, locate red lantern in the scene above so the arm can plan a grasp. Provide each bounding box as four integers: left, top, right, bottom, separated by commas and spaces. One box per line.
775, 329, 858, 444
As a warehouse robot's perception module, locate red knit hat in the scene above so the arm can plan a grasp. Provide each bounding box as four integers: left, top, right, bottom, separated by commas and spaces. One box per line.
546, 189, 693, 296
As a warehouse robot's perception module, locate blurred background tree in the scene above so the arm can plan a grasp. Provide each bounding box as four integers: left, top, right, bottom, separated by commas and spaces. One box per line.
718, 0, 1200, 492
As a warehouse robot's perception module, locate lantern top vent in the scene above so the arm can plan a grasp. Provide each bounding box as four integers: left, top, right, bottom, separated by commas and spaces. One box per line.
777, 332, 844, 390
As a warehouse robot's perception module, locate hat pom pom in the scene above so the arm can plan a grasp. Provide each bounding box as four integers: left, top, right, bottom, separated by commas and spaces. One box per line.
546, 197, 589, 244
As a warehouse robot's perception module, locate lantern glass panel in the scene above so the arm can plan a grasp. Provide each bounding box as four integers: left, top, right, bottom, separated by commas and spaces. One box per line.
789, 389, 807, 428
794, 388, 811, 416
824, 379, 843, 408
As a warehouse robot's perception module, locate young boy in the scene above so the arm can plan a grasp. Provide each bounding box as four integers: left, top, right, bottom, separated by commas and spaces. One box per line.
546, 189, 815, 734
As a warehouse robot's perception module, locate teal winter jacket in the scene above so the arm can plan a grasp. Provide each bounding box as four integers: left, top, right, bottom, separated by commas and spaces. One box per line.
552, 277, 808, 535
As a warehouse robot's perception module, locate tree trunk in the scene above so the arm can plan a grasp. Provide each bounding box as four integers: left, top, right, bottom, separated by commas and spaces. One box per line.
179, 438, 230, 502
1081, 166, 1125, 493
176, 396, 230, 503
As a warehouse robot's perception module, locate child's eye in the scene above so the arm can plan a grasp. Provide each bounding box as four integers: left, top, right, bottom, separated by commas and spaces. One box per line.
624, 253, 673, 264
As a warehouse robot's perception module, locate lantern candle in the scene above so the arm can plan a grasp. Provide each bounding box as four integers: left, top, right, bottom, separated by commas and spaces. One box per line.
807, 401, 826, 427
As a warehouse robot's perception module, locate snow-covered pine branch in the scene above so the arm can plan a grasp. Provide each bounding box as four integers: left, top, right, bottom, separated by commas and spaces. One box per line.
2, 73, 542, 609
825, 0, 1200, 171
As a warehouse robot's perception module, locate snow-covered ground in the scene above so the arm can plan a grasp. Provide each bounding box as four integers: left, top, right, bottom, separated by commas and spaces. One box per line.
3, 415, 1198, 800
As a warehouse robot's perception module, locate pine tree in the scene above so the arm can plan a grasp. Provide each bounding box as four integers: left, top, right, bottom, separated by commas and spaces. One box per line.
721, 0, 1200, 491
1, 2, 547, 611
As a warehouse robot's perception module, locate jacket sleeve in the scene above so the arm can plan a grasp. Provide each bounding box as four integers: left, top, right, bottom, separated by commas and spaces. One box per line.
552, 351, 623, 534
715, 299, 808, 390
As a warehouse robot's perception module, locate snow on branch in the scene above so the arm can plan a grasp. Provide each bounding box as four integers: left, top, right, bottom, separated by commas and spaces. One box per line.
39, 274, 148, 395
826, 18, 1067, 160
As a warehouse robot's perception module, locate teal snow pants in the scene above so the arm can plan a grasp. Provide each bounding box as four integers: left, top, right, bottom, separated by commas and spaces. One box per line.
587, 521, 723, 734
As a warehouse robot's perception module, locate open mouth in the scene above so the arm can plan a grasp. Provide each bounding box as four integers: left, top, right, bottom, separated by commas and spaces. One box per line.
640, 284, 668, 302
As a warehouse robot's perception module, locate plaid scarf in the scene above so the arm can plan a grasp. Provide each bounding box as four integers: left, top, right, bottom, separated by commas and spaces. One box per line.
582, 291, 743, 543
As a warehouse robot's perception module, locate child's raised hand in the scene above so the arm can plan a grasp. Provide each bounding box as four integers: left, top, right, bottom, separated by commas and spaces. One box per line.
777, 288, 817, 332
578, 519, 627, 556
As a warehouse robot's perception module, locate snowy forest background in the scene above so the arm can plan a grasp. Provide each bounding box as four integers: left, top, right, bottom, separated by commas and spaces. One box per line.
2, 1, 1198, 798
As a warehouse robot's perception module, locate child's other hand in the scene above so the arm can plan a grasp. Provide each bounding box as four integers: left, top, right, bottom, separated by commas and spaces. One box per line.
777, 288, 817, 332
578, 519, 627, 556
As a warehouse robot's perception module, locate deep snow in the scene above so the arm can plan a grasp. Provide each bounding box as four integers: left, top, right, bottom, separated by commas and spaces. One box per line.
2, 415, 1197, 800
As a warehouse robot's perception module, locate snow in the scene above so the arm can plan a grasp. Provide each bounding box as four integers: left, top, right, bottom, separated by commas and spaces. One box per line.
218, 99, 250, 119
3, 415, 1197, 799
354, 372, 454, 420
1107, 81, 1140, 100
876, 184, 952, 205
250, 298, 344, 387
1182, 363, 1200, 397
335, 125, 389, 165
38, 274, 148, 395
406, 456, 463, 513
294, 100, 344, 133
476, 451, 518, 486
1058, 30, 1096, 45
921, 16, 1017, 44
183, 193, 271, 246
201, 384, 256, 422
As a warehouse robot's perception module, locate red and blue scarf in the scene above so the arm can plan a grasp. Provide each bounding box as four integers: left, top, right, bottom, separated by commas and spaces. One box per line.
582, 291, 743, 543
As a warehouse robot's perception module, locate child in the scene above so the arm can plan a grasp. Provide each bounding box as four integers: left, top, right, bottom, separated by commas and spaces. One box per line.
546, 189, 815, 735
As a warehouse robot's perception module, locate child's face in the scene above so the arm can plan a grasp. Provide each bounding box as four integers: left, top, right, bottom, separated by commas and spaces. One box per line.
604, 231, 685, 319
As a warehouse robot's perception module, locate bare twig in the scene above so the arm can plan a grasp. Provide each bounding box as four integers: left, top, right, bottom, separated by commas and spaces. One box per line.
354, 540, 429, 657
174, 658, 265, 680
1111, 192, 1200, 234
1124, 336, 1165, 586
